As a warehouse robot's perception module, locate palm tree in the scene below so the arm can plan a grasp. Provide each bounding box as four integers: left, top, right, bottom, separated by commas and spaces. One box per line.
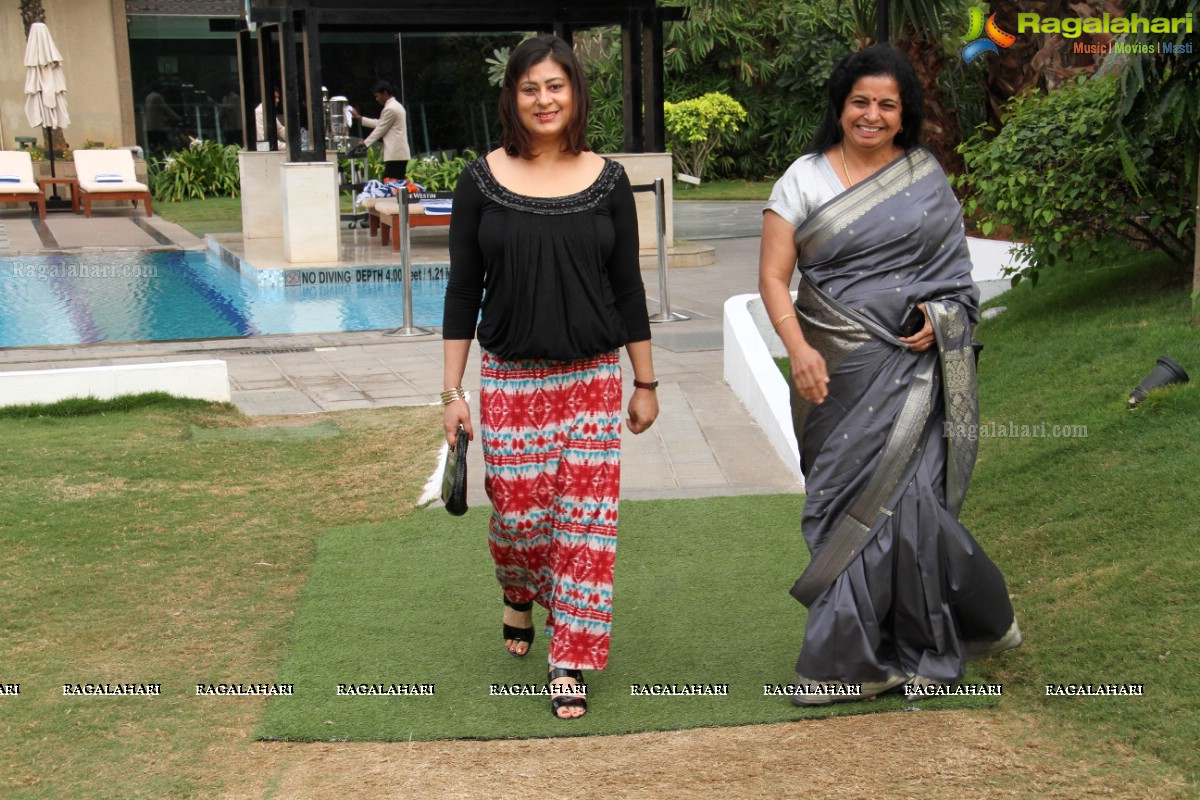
846, 0, 966, 172
1116, 0, 1200, 322
848, 1, 1130, 169
20, 0, 46, 34
985, 1, 1127, 131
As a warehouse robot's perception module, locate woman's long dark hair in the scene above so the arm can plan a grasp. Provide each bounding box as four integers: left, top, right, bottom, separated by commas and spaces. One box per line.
499, 35, 591, 159
807, 45, 925, 155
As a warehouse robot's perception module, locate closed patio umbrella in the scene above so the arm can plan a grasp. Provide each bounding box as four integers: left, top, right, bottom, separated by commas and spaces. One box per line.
23, 21, 71, 210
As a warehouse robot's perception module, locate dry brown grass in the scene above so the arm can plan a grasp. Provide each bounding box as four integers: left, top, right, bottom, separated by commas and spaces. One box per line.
213, 709, 1190, 800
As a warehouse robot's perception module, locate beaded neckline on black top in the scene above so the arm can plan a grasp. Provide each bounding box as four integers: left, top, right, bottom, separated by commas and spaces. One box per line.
468, 157, 623, 215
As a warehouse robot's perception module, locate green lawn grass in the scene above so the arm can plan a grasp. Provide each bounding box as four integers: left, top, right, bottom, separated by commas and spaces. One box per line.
965, 248, 1200, 785
156, 196, 243, 237
0, 400, 441, 799
673, 178, 772, 201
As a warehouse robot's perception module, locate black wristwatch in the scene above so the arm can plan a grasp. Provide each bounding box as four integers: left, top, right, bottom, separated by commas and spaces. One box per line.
632, 378, 658, 391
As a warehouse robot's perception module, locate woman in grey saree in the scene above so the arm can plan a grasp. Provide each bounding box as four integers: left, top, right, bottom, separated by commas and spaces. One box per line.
759, 46, 1019, 705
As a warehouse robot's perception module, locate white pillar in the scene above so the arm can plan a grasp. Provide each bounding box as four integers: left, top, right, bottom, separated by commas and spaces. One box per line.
237, 150, 287, 239
279, 161, 340, 263
607, 152, 674, 256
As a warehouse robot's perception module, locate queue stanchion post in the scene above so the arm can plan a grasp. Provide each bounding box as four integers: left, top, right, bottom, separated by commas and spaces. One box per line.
645, 177, 687, 323
385, 186, 433, 337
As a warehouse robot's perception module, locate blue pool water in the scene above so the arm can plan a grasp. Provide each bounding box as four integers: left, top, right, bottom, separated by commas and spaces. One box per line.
0, 251, 447, 348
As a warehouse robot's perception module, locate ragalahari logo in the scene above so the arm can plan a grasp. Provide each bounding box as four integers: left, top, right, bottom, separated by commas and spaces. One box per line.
961, 7, 1017, 62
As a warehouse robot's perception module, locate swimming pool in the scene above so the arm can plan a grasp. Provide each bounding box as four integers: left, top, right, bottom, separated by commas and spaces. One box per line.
0, 251, 447, 349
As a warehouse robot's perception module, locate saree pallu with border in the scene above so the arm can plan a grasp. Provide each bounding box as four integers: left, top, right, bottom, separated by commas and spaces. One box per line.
788, 149, 1018, 686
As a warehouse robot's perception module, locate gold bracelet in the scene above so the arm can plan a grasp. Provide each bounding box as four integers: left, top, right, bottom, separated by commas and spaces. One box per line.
440, 387, 467, 406
773, 313, 797, 330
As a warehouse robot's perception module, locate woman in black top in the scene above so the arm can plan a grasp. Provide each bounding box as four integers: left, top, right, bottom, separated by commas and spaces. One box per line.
442, 35, 659, 720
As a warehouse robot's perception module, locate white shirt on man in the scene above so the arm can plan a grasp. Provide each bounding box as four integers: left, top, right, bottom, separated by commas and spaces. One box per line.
254, 103, 286, 149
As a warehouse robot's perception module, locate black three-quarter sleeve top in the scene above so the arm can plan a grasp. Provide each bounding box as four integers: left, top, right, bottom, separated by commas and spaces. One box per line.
442, 156, 651, 362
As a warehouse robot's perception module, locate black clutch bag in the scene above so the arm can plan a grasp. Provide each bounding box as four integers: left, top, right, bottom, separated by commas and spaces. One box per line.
899, 306, 925, 337
441, 426, 469, 516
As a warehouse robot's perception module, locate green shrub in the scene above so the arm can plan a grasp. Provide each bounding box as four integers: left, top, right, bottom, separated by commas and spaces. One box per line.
662, 0, 855, 180
532, 3, 861, 177
337, 144, 387, 183
406, 150, 476, 191
663, 92, 747, 182
954, 75, 1193, 286
485, 46, 509, 88
149, 139, 240, 202
61, 140, 110, 161
572, 3, 857, 175
337, 149, 473, 200
584, 29, 625, 154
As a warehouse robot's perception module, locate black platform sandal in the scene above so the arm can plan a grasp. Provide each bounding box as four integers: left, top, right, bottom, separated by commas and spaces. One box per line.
501, 596, 534, 657
548, 667, 588, 719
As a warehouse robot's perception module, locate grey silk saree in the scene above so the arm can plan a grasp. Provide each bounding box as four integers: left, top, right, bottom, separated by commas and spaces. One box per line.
787, 148, 1018, 688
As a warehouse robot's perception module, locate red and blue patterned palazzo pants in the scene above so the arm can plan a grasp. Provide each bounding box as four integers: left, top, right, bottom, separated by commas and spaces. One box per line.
480, 349, 623, 671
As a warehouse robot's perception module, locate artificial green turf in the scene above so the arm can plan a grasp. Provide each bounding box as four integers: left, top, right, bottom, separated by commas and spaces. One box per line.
257, 497, 995, 742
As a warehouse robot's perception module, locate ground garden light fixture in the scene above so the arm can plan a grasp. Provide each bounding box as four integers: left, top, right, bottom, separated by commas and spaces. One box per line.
1127, 356, 1189, 409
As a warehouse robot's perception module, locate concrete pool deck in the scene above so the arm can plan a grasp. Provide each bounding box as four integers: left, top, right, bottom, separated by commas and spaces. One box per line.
0, 204, 205, 253
0, 202, 803, 502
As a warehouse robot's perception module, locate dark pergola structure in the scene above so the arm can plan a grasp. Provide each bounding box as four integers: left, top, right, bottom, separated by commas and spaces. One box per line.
241, 0, 685, 162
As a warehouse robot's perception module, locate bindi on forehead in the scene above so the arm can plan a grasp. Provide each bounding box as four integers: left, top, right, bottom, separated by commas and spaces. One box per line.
846, 88, 901, 108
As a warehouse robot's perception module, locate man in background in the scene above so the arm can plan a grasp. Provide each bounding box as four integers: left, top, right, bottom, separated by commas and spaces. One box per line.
352, 80, 410, 180
144, 82, 179, 156
255, 88, 287, 150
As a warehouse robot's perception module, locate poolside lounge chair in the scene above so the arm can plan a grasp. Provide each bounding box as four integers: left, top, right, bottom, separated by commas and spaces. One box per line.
372, 197, 450, 251
0, 151, 46, 219
73, 149, 153, 218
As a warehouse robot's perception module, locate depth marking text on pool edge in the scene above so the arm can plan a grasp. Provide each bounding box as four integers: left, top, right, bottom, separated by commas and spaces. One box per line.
286, 266, 451, 285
